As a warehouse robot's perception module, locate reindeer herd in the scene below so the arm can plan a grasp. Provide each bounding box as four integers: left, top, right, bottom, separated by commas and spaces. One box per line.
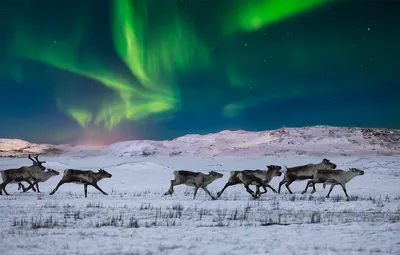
0, 155, 364, 199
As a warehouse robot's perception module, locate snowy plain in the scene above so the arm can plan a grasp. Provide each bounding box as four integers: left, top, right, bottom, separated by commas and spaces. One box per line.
0, 153, 399, 255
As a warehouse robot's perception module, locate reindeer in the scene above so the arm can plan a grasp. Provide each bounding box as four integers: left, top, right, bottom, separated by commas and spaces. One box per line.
164, 170, 223, 200
19, 168, 60, 193
278, 158, 337, 194
217, 165, 282, 199
0, 154, 47, 195
49, 169, 112, 197
301, 168, 364, 198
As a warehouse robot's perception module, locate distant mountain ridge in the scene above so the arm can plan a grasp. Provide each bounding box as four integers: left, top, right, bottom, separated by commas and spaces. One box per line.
0, 139, 67, 157
1, 126, 399, 157
105, 126, 400, 157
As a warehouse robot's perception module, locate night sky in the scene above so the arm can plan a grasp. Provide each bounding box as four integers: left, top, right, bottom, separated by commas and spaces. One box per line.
0, 0, 399, 145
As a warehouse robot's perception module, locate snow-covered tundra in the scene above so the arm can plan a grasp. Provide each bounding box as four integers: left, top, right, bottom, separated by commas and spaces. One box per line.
0, 126, 399, 255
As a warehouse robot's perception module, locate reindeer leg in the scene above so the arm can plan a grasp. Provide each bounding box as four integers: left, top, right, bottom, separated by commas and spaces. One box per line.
164, 180, 177, 196
25, 181, 37, 192
326, 184, 336, 198
256, 184, 268, 195
249, 177, 263, 197
311, 182, 317, 194
193, 185, 200, 200
340, 183, 349, 198
285, 179, 295, 194
278, 179, 287, 194
23, 180, 38, 193
259, 183, 276, 195
217, 182, 234, 197
31, 182, 37, 192
266, 184, 277, 193
302, 180, 313, 194
244, 184, 258, 199
19, 182, 37, 192
202, 187, 217, 200
49, 180, 66, 195
84, 184, 88, 198
255, 185, 261, 196
258, 184, 268, 195
90, 183, 108, 196
36, 183, 40, 193
0, 182, 10, 195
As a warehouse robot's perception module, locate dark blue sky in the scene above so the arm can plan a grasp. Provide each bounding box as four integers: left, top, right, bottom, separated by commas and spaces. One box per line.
0, 0, 399, 144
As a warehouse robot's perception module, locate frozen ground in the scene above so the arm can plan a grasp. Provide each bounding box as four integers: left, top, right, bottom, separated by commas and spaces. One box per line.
0, 154, 399, 255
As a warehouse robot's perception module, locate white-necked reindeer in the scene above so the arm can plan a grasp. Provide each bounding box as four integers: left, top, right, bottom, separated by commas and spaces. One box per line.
164, 170, 223, 200
301, 168, 364, 198
0, 154, 47, 195
19, 168, 60, 193
217, 165, 282, 199
278, 158, 337, 194
49, 169, 112, 197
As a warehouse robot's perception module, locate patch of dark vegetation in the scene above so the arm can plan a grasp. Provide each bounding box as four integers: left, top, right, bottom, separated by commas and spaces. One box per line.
86, 202, 103, 208
261, 223, 291, 226
42, 147, 64, 155
169, 151, 183, 156
31, 215, 59, 229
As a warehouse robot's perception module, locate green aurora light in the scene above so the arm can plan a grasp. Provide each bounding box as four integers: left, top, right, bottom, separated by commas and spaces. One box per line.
0, 0, 399, 143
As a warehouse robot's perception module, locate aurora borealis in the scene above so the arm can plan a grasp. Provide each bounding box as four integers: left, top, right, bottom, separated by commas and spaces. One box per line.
0, 0, 399, 144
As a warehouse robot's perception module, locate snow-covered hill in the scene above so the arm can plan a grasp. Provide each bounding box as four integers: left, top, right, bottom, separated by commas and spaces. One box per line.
2, 125, 399, 157
105, 126, 400, 157
0, 139, 68, 157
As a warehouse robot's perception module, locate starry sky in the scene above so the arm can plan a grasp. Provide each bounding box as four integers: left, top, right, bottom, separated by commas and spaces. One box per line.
0, 0, 399, 145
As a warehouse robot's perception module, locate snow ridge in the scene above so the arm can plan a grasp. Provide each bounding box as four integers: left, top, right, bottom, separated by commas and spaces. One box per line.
105, 125, 400, 157
2, 125, 399, 157
0, 139, 68, 157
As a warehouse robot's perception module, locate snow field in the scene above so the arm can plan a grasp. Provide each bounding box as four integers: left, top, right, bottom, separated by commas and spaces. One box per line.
0, 155, 399, 255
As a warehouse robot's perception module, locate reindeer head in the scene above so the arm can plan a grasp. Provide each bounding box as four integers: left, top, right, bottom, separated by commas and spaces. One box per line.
266, 165, 283, 176
208, 171, 223, 179
349, 168, 364, 175
46, 168, 60, 176
98, 169, 112, 178
321, 158, 337, 169
28, 154, 46, 170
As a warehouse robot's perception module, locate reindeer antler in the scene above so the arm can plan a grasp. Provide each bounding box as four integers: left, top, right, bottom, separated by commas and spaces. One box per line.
34, 155, 46, 165
28, 154, 38, 165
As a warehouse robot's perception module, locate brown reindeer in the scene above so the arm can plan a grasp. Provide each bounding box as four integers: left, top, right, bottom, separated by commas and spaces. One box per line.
0, 154, 47, 195
217, 165, 282, 199
49, 169, 112, 197
278, 158, 337, 194
164, 170, 223, 200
